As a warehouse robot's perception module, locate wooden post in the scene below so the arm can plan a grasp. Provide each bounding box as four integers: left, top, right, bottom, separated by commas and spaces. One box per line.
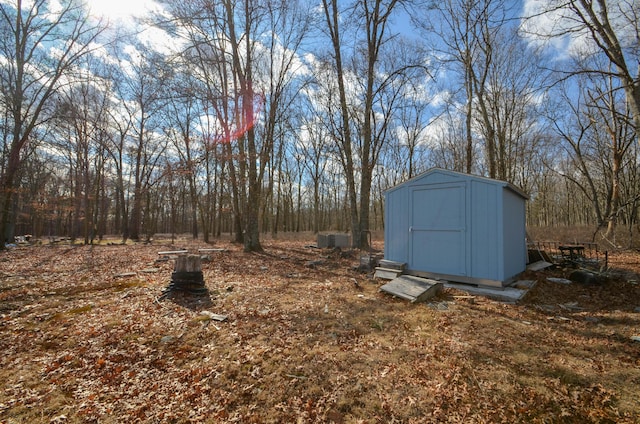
176, 255, 202, 273
167, 254, 207, 295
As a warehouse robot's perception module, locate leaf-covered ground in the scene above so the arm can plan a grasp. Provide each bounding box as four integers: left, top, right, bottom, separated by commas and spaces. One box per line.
1, 238, 639, 423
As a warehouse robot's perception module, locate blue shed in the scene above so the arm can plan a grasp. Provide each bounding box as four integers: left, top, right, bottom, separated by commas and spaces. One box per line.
384, 168, 528, 287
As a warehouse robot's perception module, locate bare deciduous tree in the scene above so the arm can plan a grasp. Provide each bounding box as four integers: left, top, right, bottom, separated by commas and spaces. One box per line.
421, 0, 509, 176
523, 0, 640, 143
0, 0, 103, 248
320, 0, 422, 248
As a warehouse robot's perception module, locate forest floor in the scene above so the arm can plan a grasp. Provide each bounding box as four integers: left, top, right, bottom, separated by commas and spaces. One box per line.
1, 237, 639, 423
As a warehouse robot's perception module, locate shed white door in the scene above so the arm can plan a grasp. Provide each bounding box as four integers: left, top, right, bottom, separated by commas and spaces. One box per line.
409, 183, 466, 276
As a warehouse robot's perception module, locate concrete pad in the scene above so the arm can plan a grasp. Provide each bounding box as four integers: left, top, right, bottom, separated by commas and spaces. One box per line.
527, 261, 553, 271
444, 280, 533, 303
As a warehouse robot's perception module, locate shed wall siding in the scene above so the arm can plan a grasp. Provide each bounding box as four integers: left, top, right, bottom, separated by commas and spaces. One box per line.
470, 180, 501, 281
502, 188, 527, 279
384, 186, 408, 263
420, 170, 459, 185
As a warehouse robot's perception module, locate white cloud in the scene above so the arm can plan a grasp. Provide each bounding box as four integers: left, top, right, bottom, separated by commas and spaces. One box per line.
88, 0, 162, 22
137, 25, 185, 55
520, 0, 637, 60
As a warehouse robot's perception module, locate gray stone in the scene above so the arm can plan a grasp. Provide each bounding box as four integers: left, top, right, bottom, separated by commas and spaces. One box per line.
160, 336, 175, 344
547, 277, 572, 285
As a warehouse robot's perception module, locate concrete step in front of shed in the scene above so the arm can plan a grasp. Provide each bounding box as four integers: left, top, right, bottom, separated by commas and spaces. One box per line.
380, 275, 443, 303
374, 267, 404, 280
378, 260, 406, 271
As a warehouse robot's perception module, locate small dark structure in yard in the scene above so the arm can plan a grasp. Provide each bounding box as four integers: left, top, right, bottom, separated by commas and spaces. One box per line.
527, 241, 607, 270
317, 233, 350, 249
384, 168, 528, 288
161, 254, 208, 297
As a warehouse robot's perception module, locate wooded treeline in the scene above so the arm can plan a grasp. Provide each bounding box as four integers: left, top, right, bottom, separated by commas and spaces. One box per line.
1, 0, 639, 250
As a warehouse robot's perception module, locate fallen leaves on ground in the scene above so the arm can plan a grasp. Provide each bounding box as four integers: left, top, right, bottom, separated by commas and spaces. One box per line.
1, 238, 639, 423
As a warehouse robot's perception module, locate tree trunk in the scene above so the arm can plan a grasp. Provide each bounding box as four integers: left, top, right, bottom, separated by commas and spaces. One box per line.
0, 134, 26, 248
465, 63, 474, 174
